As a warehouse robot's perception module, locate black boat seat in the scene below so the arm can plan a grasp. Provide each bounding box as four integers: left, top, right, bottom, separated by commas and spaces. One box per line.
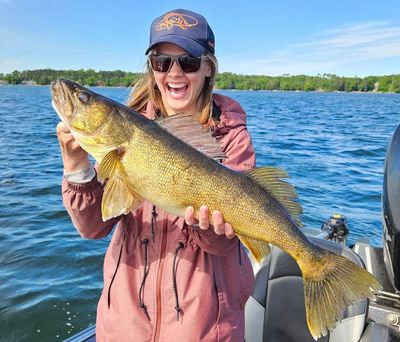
245, 237, 371, 342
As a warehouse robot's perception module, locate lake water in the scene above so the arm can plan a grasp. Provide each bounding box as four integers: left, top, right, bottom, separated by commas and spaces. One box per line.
0, 86, 399, 341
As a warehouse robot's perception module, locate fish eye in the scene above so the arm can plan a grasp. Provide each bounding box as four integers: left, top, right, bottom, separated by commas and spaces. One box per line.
77, 91, 90, 103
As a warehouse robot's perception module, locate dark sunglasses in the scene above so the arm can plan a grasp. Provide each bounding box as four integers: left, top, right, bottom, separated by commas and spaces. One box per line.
148, 54, 207, 73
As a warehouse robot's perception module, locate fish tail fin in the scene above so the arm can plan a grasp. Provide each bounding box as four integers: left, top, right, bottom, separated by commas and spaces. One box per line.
300, 251, 381, 340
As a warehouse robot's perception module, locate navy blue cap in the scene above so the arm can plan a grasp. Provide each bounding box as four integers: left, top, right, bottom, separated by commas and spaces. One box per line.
145, 9, 215, 57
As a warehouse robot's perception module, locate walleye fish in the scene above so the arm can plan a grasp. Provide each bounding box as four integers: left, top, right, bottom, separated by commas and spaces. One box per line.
51, 79, 380, 339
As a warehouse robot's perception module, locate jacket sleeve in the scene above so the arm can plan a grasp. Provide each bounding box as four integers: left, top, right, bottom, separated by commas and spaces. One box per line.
221, 126, 256, 172
190, 227, 240, 256
62, 176, 121, 239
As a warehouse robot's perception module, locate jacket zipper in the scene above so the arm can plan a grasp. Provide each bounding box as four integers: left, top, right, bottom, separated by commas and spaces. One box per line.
153, 211, 168, 341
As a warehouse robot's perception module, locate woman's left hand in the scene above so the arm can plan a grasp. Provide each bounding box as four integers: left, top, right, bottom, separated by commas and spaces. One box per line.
185, 205, 236, 239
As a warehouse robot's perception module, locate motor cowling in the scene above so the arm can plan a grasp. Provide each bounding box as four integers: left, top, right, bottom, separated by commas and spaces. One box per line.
321, 214, 349, 245
383, 124, 400, 292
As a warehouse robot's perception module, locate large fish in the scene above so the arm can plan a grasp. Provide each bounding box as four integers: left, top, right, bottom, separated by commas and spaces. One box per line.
51, 79, 380, 339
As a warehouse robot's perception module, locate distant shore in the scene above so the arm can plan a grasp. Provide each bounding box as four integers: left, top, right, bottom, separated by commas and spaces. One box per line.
1, 69, 399, 93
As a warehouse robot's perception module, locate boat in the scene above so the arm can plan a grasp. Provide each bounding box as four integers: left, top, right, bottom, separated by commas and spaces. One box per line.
65, 125, 400, 342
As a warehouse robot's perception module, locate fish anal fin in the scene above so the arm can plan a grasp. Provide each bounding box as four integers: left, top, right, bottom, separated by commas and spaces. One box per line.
238, 234, 271, 263
245, 166, 303, 227
156, 113, 226, 160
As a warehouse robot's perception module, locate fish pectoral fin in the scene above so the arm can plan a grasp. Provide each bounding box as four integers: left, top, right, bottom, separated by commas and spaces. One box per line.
237, 234, 271, 263
98, 149, 120, 183
155, 113, 226, 160
99, 150, 143, 221
245, 166, 303, 227
102, 173, 143, 221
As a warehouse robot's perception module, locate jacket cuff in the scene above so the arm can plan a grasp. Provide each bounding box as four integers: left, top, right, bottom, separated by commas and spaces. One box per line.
64, 165, 96, 184
63, 173, 101, 192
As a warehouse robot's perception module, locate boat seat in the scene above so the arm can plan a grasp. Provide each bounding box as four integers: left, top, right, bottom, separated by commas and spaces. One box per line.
245, 237, 374, 342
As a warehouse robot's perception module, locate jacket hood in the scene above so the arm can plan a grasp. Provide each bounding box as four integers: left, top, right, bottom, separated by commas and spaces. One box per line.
211, 93, 247, 138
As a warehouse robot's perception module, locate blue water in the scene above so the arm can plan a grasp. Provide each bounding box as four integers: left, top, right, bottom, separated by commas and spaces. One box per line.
0, 86, 399, 341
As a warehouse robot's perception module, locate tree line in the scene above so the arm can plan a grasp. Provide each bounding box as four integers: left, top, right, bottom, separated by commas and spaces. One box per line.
0, 69, 142, 87
1, 69, 400, 93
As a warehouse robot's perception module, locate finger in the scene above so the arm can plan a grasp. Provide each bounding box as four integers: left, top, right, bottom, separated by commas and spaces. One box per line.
224, 223, 235, 239
56, 121, 70, 135
59, 135, 79, 153
198, 205, 209, 230
212, 210, 225, 235
185, 206, 197, 226
56, 122, 75, 146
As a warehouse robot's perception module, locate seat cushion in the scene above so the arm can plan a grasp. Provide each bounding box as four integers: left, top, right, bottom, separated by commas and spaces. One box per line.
245, 237, 367, 342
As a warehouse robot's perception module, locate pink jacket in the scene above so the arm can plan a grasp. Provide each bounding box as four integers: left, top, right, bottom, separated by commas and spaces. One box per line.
62, 93, 256, 341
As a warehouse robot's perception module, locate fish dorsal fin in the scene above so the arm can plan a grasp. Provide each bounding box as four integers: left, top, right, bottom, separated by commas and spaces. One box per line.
245, 166, 303, 227
156, 113, 226, 160
98, 150, 143, 221
237, 234, 271, 263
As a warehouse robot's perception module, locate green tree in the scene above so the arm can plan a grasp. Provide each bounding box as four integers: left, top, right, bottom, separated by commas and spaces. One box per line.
390, 75, 400, 93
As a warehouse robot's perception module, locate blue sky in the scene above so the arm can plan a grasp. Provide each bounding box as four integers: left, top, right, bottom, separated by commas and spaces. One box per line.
0, 0, 399, 76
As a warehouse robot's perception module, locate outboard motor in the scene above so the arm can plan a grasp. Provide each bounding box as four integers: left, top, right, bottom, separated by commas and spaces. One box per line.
321, 214, 349, 245
383, 124, 400, 293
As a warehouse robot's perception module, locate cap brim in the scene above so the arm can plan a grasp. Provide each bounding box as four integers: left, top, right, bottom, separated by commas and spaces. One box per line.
145, 34, 206, 57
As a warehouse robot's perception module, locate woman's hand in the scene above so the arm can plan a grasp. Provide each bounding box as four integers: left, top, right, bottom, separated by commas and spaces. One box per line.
185, 205, 236, 239
56, 122, 91, 173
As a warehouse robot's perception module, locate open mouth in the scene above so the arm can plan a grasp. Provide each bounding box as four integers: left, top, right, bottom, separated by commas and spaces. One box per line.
167, 83, 188, 95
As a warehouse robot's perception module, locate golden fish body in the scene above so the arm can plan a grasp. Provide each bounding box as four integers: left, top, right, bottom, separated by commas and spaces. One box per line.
52, 79, 380, 339
90, 101, 305, 257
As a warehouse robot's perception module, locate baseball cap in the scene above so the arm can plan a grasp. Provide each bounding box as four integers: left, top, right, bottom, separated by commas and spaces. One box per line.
145, 9, 215, 57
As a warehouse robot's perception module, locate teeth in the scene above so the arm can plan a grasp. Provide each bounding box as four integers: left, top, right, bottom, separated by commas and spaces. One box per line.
168, 83, 186, 89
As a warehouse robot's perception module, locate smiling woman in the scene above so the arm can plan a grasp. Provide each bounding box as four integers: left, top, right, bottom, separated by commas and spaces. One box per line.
128, 21, 218, 124
56, 8, 256, 342
148, 43, 212, 116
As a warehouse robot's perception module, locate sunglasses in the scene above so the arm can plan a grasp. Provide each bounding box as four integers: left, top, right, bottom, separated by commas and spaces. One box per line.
148, 54, 207, 73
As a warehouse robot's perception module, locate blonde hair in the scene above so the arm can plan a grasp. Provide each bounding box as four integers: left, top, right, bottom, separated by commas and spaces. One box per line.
127, 51, 218, 125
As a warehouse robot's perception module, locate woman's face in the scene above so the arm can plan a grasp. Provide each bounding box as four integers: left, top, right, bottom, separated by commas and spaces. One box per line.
151, 43, 211, 116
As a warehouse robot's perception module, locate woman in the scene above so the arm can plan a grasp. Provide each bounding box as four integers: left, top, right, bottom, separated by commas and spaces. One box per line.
57, 9, 256, 341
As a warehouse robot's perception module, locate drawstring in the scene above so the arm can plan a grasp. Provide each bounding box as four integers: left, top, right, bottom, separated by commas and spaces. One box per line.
107, 242, 124, 309
138, 238, 151, 321
172, 242, 184, 320
151, 205, 157, 243
238, 239, 242, 274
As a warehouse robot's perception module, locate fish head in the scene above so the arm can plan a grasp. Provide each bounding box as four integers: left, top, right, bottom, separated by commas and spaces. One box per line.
51, 79, 110, 135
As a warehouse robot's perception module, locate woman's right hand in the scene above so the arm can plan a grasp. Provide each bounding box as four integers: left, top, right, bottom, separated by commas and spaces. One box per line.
56, 122, 91, 173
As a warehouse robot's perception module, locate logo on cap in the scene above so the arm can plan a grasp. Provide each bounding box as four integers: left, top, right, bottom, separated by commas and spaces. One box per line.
156, 12, 198, 31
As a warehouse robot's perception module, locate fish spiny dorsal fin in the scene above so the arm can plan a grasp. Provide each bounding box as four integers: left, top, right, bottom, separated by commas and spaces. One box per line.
98, 150, 143, 221
237, 234, 271, 262
156, 113, 226, 160
245, 166, 303, 227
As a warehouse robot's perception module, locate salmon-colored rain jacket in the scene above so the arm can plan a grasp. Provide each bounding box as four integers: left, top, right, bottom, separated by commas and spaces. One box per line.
62, 94, 256, 341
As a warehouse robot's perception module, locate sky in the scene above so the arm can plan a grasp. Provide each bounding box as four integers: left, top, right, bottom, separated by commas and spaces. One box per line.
0, 0, 399, 77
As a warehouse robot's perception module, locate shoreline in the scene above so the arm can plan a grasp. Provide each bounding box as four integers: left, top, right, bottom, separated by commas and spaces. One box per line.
1, 83, 398, 94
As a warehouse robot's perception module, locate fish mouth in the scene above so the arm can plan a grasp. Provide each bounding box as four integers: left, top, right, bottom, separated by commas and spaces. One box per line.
51, 79, 75, 125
